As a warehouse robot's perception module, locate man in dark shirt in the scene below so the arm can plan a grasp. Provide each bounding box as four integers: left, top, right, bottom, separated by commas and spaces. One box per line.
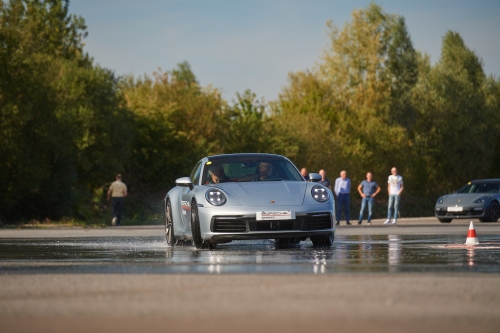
357, 172, 381, 225
300, 168, 309, 181
318, 169, 332, 190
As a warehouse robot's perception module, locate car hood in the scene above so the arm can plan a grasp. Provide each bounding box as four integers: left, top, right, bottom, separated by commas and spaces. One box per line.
216, 181, 306, 207
442, 193, 491, 206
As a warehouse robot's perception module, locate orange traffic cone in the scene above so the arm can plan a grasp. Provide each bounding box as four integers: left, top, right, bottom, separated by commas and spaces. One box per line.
465, 221, 479, 245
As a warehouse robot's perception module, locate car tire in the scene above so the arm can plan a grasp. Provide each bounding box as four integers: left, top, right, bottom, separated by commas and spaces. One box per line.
438, 218, 452, 223
310, 234, 334, 247
165, 199, 176, 246
487, 201, 499, 222
190, 200, 217, 250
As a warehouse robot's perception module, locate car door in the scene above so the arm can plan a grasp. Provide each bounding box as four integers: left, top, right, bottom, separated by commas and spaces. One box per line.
180, 161, 202, 233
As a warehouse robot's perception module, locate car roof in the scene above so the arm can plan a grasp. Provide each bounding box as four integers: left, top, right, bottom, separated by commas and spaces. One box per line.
207, 153, 287, 161
470, 179, 500, 184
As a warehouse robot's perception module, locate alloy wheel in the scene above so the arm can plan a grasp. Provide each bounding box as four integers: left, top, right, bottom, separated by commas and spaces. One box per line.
491, 201, 500, 222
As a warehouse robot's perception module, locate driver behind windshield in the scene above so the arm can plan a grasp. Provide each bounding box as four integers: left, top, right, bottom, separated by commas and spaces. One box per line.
207, 164, 231, 184
254, 162, 274, 181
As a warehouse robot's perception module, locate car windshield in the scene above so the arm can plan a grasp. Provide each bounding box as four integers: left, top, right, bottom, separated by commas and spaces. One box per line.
202, 157, 303, 184
458, 182, 500, 194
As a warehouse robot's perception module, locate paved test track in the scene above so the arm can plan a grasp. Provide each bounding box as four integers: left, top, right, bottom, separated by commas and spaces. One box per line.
1, 217, 499, 238
1, 217, 499, 333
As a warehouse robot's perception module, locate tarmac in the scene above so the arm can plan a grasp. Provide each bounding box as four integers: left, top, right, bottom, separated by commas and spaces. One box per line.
1, 217, 499, 238
1, 217, 499, 333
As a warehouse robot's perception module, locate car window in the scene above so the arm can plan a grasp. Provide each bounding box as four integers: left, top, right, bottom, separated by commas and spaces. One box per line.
201, 157, 303, 184
190, 161, 202, 185
458, 183, 500, 193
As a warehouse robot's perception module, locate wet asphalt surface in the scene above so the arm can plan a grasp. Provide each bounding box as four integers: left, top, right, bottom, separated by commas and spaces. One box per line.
1, 233, 500, 274
3, 222, 500, 333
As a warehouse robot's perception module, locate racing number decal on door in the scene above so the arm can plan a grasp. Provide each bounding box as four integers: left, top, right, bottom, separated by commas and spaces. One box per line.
181, 201, 191, 215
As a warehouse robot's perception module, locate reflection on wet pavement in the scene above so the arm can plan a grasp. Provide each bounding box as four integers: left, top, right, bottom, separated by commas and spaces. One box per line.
1, 234, 500, 274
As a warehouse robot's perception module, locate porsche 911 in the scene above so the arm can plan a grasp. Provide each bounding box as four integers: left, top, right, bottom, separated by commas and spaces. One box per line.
164, 153, 336, 249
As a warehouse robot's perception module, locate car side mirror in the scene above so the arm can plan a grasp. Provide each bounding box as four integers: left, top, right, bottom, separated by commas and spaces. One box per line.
176, 177, 194, 190
309, 173, 322, 182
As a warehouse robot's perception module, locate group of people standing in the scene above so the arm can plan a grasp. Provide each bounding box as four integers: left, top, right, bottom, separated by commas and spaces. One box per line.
301, 167, 404, 225
109, 166, 403, 226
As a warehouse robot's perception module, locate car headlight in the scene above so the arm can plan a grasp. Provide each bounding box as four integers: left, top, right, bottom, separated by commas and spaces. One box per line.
312, 185, 329, 202
473, 196, 488, 204
205, 188, 227, 206
437, 197, 444, 204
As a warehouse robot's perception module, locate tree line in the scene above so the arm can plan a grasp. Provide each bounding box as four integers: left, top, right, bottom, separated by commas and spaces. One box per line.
1, 0, 499, 222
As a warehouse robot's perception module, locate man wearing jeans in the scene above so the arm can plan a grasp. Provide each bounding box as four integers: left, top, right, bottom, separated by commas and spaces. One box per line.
384, 167, 404, 225
357, 172, 381, 225
334, 170, 351, 225
107, 174, 128, 226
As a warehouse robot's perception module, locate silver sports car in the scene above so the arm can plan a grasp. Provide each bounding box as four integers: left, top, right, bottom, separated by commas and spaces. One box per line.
435, 179, 500, 223
164, 153, 336, 249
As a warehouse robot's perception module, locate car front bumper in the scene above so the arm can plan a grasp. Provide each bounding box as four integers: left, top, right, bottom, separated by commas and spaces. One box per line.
435, 205, 486, 219
197, 204, 335, 243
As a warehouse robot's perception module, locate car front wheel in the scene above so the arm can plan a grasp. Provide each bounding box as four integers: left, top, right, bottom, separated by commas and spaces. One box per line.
191, 200, 217, 250
488, 201, 499, 222
165, 199, 176, 246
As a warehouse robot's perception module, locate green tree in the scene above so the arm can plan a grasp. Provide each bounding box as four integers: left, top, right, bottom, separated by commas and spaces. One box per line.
0, 0, 132, 220
485, 76, 500, 176
274, 3, 417, 188
221, 89, 269, 153
385, 16, 419, 131
120, 63, 226, 187
412, 31, 496, 193
270, 70, 338, 170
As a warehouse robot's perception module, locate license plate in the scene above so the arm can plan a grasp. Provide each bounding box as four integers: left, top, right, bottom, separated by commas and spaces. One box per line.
447, 206, 463, 212
256, 211, 295, 220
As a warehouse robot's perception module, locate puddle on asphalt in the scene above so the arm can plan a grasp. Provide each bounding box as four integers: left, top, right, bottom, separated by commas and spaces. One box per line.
1, 234, 499, 274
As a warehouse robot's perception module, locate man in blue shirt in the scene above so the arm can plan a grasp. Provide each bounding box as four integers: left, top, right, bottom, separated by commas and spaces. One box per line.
357, 172, 381, 225
334, 170, 351, 225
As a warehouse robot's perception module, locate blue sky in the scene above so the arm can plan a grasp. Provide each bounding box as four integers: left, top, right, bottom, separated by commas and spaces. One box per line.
71, 0, 500, 102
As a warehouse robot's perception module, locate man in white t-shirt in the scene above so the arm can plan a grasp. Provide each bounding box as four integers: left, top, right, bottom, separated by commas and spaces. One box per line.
383, 167, 404, 225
